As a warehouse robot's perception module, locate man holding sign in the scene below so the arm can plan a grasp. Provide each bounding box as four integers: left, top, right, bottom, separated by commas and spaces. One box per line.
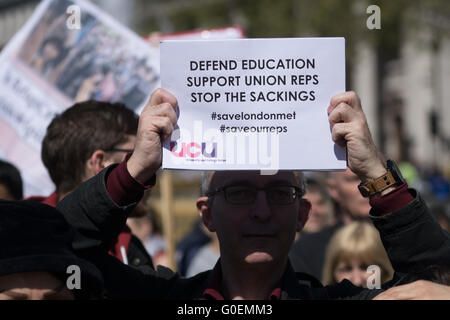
58, 86, 449, 299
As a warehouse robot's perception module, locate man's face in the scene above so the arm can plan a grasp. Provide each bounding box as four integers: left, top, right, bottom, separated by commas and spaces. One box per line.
328, 168, 371, 220
0, 272, 74, 300
199, 171, 310, 267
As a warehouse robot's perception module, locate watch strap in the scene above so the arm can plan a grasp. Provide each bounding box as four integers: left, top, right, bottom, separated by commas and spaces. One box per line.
359, 170, 397, 197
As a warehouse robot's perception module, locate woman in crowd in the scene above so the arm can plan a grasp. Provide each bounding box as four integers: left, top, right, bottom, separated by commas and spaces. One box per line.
322, 221, 394, 287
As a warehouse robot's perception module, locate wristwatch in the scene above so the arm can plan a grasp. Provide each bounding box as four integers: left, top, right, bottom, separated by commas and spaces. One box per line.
358, 160, 405, 197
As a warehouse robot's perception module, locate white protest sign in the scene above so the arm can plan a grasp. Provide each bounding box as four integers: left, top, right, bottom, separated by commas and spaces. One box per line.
161, 38, 346, 171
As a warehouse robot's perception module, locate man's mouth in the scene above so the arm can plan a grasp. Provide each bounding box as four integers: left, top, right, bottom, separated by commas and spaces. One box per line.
243, 234, 276, 238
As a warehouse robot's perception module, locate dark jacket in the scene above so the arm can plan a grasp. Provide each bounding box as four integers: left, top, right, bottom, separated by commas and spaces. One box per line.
57, 165, 450, 300
27, 191, 154, 272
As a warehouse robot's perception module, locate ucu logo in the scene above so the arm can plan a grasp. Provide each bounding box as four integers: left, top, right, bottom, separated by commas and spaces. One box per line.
170, 141, 217, 158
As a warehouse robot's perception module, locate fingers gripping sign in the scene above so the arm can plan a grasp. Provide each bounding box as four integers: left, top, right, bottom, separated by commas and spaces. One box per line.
328, 91, 386, 182
127, 88, 179, 184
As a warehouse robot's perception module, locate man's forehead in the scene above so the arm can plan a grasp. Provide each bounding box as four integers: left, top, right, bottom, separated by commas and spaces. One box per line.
210, 171, 299, 188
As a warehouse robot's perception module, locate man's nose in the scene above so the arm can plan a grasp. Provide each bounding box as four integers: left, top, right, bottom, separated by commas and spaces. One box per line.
250, 190, 272, 220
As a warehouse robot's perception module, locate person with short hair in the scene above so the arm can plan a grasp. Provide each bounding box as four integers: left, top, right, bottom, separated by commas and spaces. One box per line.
28, 100, 153, 270
322, 221, 394, 287
40, 100, 137, 200
58, 89, 450, 300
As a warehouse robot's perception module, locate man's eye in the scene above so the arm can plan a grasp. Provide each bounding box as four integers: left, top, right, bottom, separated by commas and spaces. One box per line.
227, 187, 253, 199
270, 187, 292, 199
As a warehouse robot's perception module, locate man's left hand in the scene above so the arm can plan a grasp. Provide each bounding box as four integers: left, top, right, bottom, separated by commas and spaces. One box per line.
373, 280, 450, 300
328, 91, 386, 183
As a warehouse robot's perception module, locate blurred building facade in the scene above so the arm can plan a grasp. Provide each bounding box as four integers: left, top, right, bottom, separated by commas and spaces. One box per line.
352, 8, 450, 175
0, 0, 37, 47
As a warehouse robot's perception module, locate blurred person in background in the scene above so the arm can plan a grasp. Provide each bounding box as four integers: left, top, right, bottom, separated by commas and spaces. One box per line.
175, 219, 212, 277
427, 167, 450, 201
290, 167, 373, 281
399, 161, 424, 193
185, 230, 220, 278
429, 202, 450, 233
127, 205, 169, 268
300, 177, 335, 235
27, 100, 154, 272
322, 221, 394, 287
0, 159, 23, 201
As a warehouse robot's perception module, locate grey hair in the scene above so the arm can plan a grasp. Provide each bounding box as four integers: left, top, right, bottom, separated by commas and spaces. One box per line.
201, 171, 307, 196
201, 171, 215, 196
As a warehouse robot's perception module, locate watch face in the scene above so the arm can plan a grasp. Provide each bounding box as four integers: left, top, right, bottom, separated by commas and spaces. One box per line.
388, 160, 404, 183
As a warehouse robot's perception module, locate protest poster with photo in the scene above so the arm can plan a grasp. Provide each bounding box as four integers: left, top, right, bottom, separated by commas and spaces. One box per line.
0, 0, 160, 196
161, 38, 347, 171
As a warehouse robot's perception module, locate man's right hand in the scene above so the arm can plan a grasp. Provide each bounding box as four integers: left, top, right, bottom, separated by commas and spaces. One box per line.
127, 88, 178, 184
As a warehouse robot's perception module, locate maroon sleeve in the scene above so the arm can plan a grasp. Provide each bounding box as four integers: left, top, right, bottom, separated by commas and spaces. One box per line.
369, 182, 414, 216
106, 154, 156, 206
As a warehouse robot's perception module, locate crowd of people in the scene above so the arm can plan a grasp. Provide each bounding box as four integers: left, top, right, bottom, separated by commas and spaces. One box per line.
0, 88, 449, 300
